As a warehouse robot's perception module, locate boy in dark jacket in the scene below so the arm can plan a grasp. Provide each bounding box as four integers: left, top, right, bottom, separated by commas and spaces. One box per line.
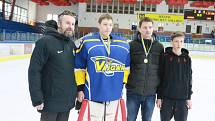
28, 10, 77, 121
156, 32, 193, 121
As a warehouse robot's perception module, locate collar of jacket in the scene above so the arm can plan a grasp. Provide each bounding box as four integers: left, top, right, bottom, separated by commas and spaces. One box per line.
45, 28, 71, 41
165, 47, 189, 56
134, 32, 157, 43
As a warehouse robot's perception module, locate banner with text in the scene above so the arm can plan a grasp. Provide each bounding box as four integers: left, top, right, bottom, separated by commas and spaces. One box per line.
137, 13, 184, 23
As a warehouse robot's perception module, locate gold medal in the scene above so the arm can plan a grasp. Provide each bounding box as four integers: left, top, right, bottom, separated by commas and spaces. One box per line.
144, 58, 148, 63
106, 58, 111, 64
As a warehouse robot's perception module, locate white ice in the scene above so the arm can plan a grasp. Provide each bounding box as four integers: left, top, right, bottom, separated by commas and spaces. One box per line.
0, 58, 215, 121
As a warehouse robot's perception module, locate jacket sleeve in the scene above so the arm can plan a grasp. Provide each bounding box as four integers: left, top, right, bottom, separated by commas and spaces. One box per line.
157, 52, 165, 99
74, 39, 87, 91
28, 39, 49, 106
188, 56, 193, 99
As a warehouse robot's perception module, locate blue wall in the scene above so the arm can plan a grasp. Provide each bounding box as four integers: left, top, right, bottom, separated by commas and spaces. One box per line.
0, 19, 38, 33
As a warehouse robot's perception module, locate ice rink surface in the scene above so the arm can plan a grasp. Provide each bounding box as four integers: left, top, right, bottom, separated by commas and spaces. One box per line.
0, 58, 215, 121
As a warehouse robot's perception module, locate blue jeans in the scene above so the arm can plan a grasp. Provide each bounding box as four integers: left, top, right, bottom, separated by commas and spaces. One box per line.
126, 91, 156, 121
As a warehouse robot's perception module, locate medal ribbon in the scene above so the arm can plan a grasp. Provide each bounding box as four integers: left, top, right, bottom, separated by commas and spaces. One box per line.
100, 34, 111, 56
141, 37, 153, 59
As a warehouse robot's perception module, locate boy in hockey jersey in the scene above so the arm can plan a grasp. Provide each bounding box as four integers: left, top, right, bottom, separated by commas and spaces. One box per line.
156, 32, 193, 121
75, 14, 130, 121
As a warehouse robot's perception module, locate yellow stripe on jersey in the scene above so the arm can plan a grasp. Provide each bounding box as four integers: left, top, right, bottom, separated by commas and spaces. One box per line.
123, 67, 130, 84
75, 69, 86, 86
76, 39, 101, 53
86, 70, 89, 82
112, 40, 128, 44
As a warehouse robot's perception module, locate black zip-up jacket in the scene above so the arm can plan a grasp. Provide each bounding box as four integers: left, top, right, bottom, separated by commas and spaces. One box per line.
157, 47, 193, 100
28, 28, 77, 112
126, 32, 164, 96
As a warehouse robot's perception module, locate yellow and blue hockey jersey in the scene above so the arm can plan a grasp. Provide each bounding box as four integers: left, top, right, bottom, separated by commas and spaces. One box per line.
75, 32, 130, 102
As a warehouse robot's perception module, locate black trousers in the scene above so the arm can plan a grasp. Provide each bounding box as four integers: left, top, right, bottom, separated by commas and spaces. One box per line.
160, 98, 188, 121
40, 111, 70, 121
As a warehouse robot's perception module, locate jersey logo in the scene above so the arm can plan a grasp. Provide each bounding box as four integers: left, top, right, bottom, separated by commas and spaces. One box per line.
91, 56, 125, 76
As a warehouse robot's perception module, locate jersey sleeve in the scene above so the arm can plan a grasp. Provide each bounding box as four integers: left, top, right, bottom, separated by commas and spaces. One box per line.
123, 44, 130, 84
75, 39, 87, 86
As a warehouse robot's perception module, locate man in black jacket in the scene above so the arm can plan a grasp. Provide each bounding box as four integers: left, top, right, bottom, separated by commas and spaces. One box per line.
28, 10, 77, 121
126, 17, 164, 121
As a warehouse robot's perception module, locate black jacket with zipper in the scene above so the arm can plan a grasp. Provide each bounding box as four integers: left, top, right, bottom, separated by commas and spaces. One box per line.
157, 47, 193, 100
28, 27, 77, 112
126, 32, 164, 96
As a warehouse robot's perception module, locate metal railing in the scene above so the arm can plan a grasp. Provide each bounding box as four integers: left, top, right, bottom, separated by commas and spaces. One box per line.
1, 30, 215, 51
156, 35, 215, 51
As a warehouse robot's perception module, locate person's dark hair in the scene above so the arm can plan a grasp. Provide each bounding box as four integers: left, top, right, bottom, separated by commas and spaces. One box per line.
171, 31, 185, 41
139, 17, 153, 27
98, 14, 113, 24
45, 20, 58, 30
58, 10, 76, 22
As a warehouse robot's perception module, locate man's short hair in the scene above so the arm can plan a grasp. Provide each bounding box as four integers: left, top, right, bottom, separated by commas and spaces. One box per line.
58, 10, 76, 22
171, 31, 185, 41
98, 14, 113, 24
139, 17, 153, 27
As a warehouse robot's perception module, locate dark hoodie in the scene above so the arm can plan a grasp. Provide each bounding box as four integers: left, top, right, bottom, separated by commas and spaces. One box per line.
28, 27, 77, 112
157, 47, 193, 100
